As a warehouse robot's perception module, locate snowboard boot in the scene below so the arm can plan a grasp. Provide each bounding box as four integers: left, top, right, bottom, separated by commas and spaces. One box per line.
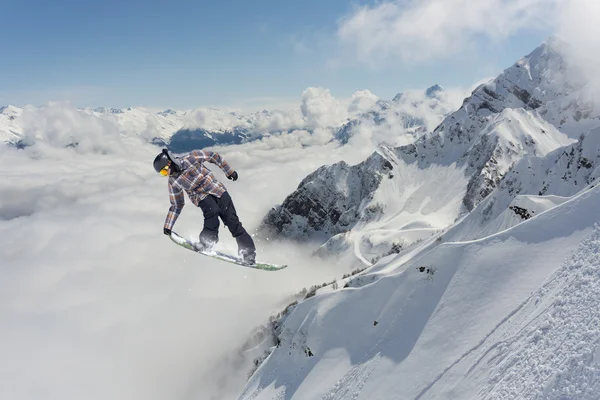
196, 237, 216, 253
239, 249, 256, 265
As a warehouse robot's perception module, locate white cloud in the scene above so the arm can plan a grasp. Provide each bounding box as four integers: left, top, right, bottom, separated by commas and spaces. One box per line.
337, 0, 563, 65
18, 101, 140, 155
252, 110, 303, 133
348, 90, 380, 115
0, 110, 373, 400
175, 88, 352, 134
556, 0, 600, 86
188, 108, 245, 132
300, 87, 348, 129
346, 86, 468, 148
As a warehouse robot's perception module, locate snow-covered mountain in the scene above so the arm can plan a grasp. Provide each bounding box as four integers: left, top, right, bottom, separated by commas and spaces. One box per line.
0, 105, 24, 144
260, 152, 396, 241
1, 85, 460, 153
445, 127, 600, 243
395, 36, 594, 211
240, 35, 600, 399
239, 182, 600, 400
259, 36, 596, 250
82, 106, 188, 142
1, 104, 287, 150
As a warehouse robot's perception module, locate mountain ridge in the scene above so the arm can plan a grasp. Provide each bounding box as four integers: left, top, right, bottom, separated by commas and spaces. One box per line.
259, 37, 591, 247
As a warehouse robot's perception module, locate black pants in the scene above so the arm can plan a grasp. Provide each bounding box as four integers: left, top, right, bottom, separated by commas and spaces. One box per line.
198, 191, 255, 255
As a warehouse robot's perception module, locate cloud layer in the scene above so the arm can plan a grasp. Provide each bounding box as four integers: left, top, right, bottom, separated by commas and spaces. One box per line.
0, 78, 469, 399
556, 0, 600, 85
0, 112, 381, 399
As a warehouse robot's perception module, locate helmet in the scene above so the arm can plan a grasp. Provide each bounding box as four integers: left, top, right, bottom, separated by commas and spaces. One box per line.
153, 149, 180, 175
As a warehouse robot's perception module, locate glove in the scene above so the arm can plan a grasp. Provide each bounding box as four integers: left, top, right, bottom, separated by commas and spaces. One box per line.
228, 171, 238, 181
164, 227, 172, 236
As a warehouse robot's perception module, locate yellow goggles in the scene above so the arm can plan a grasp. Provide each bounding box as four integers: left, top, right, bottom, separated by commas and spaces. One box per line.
159, 165, 170, 176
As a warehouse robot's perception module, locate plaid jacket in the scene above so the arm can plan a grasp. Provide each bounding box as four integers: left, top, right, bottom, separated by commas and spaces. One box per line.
163, 150, 235, 230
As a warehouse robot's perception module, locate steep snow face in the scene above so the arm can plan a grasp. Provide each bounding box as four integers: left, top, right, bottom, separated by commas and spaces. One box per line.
262, 39, 586, 248
423, 36, 598, 146
259, 141, 471, 247
458, 108, 573, 210
0, 105, 23, 144
264, 107, 570, 245
392, 38, 588, 211
260, 153, 395, 240
238, 185, 600, 400
445, 194, 570, 243
447, 126, 600, 242
539, 83, 600, 137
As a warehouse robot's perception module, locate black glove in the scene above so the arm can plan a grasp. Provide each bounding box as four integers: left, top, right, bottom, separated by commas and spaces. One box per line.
228, 171, 238, 181
164, 228, 172, 236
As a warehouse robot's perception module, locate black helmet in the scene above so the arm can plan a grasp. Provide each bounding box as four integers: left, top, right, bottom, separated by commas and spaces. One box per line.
153, 149, 180, 175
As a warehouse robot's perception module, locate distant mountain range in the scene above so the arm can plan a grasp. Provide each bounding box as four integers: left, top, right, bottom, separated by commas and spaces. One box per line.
0, 86, 455, 152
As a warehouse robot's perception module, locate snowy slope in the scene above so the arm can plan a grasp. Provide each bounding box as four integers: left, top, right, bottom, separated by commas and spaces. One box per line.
399, 107, 573, 211
446, 127, 600, 242
539, 82, 600, 137
242, 36, 600, 398
239, 184, 600, 400
394, 37, 591, 211
82, 106, 188, 142
260, 143, 471, 247
0, 105, 23, 144
260, 37, 590, 255
261, 107, 571, 249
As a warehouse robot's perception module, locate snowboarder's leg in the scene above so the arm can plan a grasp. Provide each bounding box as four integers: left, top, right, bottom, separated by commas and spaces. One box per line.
198, 195, 220, 250
218, 192, 256, 262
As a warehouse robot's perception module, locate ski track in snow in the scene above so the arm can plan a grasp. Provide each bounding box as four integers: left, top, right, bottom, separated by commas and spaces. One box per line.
320, 356, 379, 400
480, 226, 600, 400
320, 287, 419, 399
422, 224, 600, 400
353, 231, 374, 267
414, 290, 537, 400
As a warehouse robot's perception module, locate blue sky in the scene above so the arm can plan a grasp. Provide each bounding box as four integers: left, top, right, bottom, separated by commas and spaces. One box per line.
1, 0, 556, 110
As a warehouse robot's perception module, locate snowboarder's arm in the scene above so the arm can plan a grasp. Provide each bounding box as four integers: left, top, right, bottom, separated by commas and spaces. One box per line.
164, 180, 185, 231
190, 150, 235, 178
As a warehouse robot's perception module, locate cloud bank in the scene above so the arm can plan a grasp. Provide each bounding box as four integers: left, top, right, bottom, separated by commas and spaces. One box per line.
1, 82, 468, 397
18, 102, 133, 154
0, 111, 376, 399
555, 0, 600, 86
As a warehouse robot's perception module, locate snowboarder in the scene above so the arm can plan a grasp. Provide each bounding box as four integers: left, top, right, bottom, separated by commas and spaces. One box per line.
153, 148, 256, 264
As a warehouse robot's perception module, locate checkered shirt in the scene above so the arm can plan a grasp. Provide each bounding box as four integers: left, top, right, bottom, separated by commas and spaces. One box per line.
163, 150, 235, 230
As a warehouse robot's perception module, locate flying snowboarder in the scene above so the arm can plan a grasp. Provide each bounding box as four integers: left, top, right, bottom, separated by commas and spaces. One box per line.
153, 148, 256, 265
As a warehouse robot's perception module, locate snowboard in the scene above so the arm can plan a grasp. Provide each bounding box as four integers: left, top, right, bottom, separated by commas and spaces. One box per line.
169, 231, 288, 271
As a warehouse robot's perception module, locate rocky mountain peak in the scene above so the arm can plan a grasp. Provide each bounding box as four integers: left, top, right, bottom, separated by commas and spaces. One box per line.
425, 84, 444, 98
259, 153, 394, 241
262, 38, 590, 245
